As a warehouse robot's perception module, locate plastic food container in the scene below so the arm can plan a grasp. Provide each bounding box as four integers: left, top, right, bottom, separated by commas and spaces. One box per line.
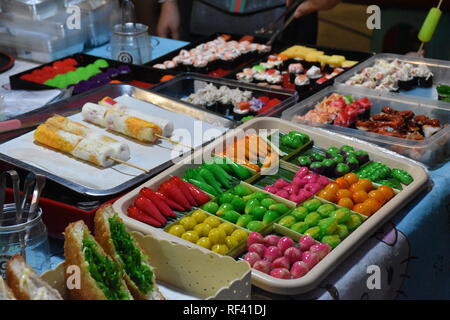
281, 86, 450, 167
41, 231, 252, 300
150, 73, 298, 120
334, 53, 450, 105
112, 117, 429, 295
2, 0, 59, 20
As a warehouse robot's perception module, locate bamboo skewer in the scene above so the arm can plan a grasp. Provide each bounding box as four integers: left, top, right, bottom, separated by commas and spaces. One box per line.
109, 157, 150, 173
155, 134, 194, 150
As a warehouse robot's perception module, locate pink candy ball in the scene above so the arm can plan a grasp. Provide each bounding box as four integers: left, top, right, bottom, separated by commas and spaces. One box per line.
309, 243, 331, 260
270, 268, 291, 279
264, 246, 282, 262
272, 256, 290, 270
247, 232, 265, 247
276, 190, 289, 199
277, 236, 294, 253
248, 243, 266, 257
296, 167, 309, 178
298, 235, 316, 251
264, 235, 281, 247
284, 247, 302, 264
274, 178, 289, 189
243, 252, 261, 267
253, 260, 272, 274
301, 251, 320, 269
292, 176, 304, 187
290, 261, 309, 279
264, 185, 278, 194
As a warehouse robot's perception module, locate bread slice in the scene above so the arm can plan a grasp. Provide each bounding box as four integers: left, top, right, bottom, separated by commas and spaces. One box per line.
0, 276, 16, 300
94, 205, 165, 300
6, 254, 62, 300
64, 220, 133, 300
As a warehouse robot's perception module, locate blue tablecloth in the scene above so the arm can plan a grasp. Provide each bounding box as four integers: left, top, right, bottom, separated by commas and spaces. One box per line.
47, 37, 450, 300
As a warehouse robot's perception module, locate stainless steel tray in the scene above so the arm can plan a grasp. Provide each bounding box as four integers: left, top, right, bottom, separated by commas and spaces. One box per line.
0, 84, 236, 197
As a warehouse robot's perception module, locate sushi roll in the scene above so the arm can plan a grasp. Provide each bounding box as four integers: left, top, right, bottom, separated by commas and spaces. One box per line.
306, 66, 322, 80
180, 57, 194, 72
265, 72, 282, 85
236, 72, 254, 83
193, 58, 208, 73
253, 71, 268, 83
397, 68, 416, 91
413, 65, 434, 88
294, 74, 310, 91
232, 101, 251, 121
288, 63, 304, 83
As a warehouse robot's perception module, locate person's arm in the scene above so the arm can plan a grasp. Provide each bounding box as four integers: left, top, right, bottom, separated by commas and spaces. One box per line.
286, 0, 341, 18
156, 0, 181, 39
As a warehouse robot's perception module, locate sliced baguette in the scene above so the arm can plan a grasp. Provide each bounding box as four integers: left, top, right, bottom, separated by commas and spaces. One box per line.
0, 276, 16, 300
64, 220, 133, 300
94, 205, 165, 300
6, 254, 62, 300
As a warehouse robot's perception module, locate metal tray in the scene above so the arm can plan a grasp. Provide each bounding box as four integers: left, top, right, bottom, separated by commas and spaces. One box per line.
112, 117, 429, 295
0, 84, 236, 197
150, 73, 298, 120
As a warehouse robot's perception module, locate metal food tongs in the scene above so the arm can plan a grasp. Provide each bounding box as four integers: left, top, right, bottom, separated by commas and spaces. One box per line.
255, 0, 303, 46
0, 171, 46, 261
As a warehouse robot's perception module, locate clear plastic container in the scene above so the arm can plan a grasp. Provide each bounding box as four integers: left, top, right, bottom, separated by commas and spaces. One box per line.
0, 10, 86, 62
74, 0, 120, 48
334, 53, 450, 105
0, 30, 85, 63
150, 73, 298, 121
282, 85, 450, 167
2, 0, 59, 20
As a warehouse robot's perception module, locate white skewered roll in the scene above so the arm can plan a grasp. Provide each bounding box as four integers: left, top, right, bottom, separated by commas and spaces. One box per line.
71, 137, 117, 167
81, 103, 110, 127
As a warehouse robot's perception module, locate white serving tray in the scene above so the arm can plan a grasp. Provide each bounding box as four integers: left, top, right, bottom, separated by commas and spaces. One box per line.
112, 117, 429, 295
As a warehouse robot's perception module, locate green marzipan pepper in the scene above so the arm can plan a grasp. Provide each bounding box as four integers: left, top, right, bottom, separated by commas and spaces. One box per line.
390, 169, 413, 185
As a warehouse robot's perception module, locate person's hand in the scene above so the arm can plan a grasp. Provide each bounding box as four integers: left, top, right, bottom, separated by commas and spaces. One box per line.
156, 0, 180, 39
286, 0, 341, 18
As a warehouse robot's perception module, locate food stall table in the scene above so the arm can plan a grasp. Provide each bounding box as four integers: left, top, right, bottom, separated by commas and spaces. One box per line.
1, 36, 449, 300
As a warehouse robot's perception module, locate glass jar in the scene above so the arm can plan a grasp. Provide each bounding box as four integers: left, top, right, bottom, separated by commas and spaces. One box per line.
0, 204, 50, 278
110, 22, 152, 65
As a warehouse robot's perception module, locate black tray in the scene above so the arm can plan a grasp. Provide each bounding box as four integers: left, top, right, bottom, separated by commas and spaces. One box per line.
9, 53, 176, 93
145, 33, 276, 78
226, 44, 374, 101
150, 73, 298, 120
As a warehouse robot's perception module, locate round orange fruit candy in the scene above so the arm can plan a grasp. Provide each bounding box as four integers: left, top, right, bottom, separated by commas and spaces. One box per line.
358, 178, 374, 192
343, 173, 359, 185
336, 189, 352, 200
363, 199, 382, 214
352, 190, 368, 204
337, 197, 354, 209
335, 177, 350, 189
378, 185, 395, 201
325, 182, 340, 193
317, 189, 337, 203
368, 190, 386, 204
352, 203, 372, 216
